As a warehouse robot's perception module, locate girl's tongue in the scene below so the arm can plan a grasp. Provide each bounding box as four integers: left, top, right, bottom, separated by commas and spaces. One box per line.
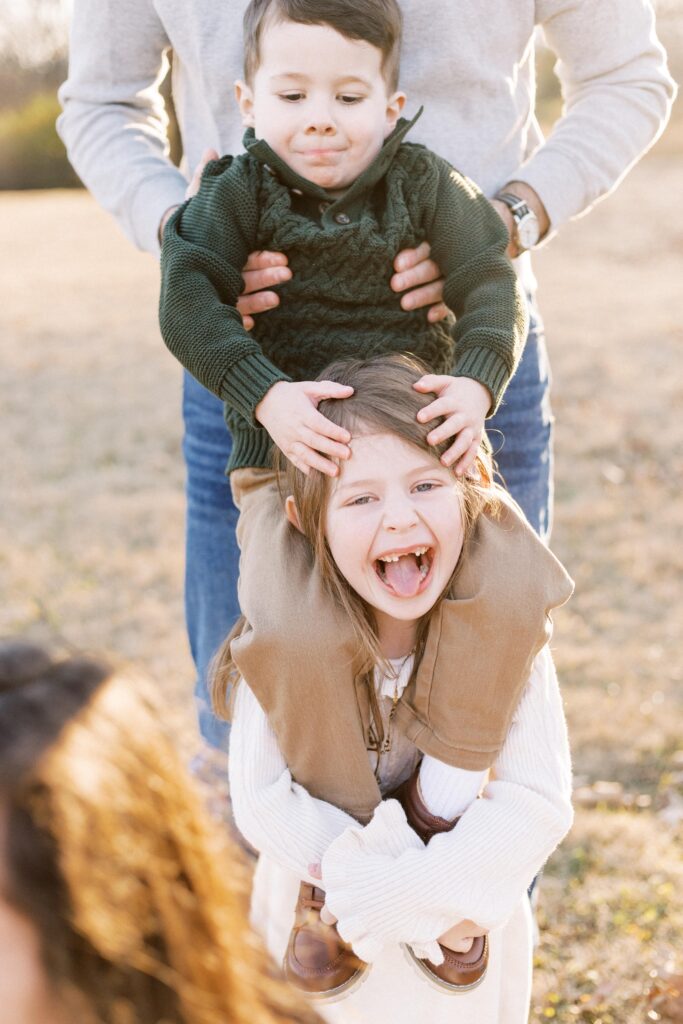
381, 553, 423, 597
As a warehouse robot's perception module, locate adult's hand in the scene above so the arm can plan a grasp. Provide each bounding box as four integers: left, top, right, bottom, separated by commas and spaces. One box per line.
390, 241, 449, 323
158, 146, 220, 241
159, 147, 293, 330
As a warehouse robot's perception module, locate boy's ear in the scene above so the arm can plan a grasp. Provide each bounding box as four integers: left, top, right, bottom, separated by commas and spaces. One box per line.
384, 91, 406, 135
284, 495, 303, 533
235, 80, 255, 127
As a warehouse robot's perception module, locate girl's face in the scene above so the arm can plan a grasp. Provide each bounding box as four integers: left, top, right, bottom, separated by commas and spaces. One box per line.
324, 432, 465, 641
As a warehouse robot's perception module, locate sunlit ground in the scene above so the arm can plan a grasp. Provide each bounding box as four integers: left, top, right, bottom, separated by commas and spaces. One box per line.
2, 10, 682, 1020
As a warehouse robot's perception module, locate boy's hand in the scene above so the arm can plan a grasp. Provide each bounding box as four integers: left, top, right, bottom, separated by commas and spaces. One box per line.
391, 241, 449, 323
414, 375, 491, 476
255, 380, 354, 476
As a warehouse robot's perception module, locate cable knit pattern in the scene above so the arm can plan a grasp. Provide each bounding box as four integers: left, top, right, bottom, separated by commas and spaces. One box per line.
159, 115, 527, 473
229, 646, 573, 964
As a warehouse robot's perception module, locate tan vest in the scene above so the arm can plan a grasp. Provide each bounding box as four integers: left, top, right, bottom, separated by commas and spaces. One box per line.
231, 473, 573, 822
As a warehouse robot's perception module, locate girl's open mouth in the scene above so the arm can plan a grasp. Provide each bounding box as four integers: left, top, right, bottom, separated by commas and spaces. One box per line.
374, 547, 434, 598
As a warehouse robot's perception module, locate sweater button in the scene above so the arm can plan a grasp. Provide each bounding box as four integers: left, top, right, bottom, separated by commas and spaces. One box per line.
334, 213, 351, 225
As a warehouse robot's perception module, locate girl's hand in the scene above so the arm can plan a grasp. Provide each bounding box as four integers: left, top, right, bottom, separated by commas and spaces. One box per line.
255, 380, 354, 476
308, 863, 338, 925
438, 918, 488, 954
390, 242, 449, 323
414, 375, 491, 476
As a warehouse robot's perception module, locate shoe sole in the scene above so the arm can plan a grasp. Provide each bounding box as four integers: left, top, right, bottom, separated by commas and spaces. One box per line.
283, 959, 371, 1004
402, 939, 488, 993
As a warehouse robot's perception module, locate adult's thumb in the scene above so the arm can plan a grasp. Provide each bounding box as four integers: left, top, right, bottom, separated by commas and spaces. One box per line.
186, 148, 221, 198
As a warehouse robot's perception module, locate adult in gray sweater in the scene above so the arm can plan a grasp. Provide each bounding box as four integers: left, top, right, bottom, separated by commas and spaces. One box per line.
58, 0, 675, 752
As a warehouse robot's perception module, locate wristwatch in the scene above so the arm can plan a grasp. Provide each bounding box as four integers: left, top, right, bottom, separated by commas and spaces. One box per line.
495, 191, 540, 252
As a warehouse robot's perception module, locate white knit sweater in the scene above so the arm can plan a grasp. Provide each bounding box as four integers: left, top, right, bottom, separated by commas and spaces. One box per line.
58, 0, 675, 258
229, 645, 573, 964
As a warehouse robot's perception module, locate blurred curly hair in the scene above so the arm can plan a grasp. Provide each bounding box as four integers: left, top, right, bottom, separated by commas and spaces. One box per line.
0, 639, 320, 1024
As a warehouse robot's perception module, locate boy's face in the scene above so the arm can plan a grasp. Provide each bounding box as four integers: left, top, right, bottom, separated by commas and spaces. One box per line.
236, 19, 405, 195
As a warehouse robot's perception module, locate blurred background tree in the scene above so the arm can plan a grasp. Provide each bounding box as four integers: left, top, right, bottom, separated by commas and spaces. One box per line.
0, 0, 679, 192
0, 0, 179, 188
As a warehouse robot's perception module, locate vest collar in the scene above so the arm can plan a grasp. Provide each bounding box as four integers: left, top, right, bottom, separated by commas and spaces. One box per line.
243, 107, 423, 204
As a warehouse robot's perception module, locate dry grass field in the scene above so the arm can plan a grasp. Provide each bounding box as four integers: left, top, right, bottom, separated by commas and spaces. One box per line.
2, 17, 682, 1021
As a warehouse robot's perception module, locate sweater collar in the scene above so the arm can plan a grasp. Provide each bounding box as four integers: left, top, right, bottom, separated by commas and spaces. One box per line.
243, 107, 423, 203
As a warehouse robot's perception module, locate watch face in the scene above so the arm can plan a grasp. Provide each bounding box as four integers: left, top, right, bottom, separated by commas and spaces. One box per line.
517, 213, 540, 250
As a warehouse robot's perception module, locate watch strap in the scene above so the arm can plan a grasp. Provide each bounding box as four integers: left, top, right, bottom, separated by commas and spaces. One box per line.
495, 191, 531, 217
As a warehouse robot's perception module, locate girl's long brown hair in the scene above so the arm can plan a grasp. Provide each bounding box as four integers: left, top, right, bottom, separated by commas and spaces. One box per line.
0, 640, 320, 1024
213, 353, 498, 716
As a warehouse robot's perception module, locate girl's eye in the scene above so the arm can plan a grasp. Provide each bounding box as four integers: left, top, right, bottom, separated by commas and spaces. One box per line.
349, 494, 373, 506
339, 94, 363, 105
414, 481, 439, 493
281, 92, 304, 102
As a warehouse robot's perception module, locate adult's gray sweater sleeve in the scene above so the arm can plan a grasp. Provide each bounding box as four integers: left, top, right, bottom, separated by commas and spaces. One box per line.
516, 0, 677, 231
57, 0, 187, 257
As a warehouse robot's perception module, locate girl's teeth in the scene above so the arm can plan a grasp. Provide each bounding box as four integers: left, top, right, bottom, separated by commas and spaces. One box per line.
378, 546, 428, 562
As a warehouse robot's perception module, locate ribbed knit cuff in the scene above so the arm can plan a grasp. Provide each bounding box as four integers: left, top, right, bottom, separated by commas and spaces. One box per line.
454, 346, 511, 416
225, 425, 274, 475
219, 352, 291, 425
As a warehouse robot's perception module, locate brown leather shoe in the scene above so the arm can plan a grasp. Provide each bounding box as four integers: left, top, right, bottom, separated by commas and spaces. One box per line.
392, 767, 488, 991
283, 882, 368, 999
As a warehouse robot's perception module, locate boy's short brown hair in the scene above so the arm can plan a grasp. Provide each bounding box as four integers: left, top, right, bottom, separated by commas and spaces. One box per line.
243, 0, 403, 90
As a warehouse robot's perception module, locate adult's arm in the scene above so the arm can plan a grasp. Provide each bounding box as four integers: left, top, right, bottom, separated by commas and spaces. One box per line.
228, 681, 359, 885
158, 158, 290, 422
514, 0, 676, 233
57, 0, 188, 257
321, 646, 574, 962
425, 159, 529, 415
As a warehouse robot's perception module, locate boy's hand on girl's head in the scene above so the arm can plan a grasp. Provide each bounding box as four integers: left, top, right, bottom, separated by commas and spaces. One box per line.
255, 380, 353, 477
391, 241, 449, 324
414, 375, 491, 476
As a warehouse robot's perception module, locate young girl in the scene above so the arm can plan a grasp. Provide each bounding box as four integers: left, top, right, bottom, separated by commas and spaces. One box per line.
0, 640, 320, 1024
216, 355, 574, 1024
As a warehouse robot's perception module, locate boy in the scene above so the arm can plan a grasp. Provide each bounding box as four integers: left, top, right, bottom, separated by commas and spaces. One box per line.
159, 0, 526, 479
159, 0, 572, 996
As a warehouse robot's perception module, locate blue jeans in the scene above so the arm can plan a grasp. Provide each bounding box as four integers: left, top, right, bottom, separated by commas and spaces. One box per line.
182, 300, 553, 748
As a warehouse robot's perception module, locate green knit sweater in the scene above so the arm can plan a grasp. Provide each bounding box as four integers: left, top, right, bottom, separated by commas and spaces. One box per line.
159, 111, 527, 474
